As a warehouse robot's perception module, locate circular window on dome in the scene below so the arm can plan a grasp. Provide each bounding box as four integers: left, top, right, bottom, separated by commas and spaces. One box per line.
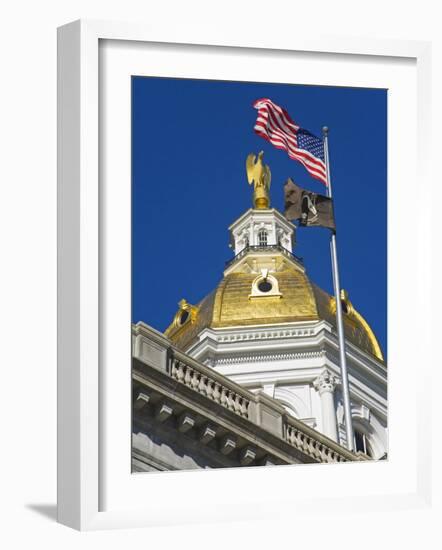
258, 279, 273, 293
249, 273, 282, 300
179, 310, 190, 325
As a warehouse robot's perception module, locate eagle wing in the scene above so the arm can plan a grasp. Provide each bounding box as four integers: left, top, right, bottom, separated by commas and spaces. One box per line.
264, 164, 271, 188
246, 153, 257, 185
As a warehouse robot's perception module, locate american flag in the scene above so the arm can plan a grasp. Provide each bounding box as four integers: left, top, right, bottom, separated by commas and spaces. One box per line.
253, 98, 327, 186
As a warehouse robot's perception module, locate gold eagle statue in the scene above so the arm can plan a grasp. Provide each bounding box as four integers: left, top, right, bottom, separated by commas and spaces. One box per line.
246, 151, 271, 209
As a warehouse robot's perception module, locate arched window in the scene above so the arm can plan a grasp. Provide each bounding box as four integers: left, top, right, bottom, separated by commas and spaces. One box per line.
258, 229, 268, 246
354, 430, 372, 457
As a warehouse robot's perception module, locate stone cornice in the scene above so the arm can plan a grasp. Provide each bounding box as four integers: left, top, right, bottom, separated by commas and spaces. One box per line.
132, 322, 387, 429
188, 322, 386, 372
132, 323, 364, 465
228, 208, 295, 233
191, 322, 320, 345
215, 327, 317, 342
188, 323, 387, 387
133, 321, 172, 348
320, 329, 387, 376
214, 350, 325, 366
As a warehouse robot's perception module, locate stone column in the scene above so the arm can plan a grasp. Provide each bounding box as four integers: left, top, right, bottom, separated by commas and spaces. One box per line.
313, 369, 338, 442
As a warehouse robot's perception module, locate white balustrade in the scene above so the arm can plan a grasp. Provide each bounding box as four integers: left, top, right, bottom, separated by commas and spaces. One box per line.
171, 358, 250, 419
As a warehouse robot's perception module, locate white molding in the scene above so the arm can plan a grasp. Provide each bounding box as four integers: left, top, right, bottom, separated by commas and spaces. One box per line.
57, 20, 99, 531
215, 350, 325, 365
57, 21, 81, 530
188, 322, 388, 373
228, 208, 296, 255
189, 324, 387, 393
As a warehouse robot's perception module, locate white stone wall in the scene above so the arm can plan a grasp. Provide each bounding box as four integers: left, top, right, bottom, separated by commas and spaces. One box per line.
186, 322, 388, 458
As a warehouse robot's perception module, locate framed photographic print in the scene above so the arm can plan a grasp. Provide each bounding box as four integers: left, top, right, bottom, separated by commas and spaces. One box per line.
57, 20, 432, 530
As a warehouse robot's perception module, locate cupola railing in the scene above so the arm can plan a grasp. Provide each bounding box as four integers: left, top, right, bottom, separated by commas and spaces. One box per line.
225, 244, 303, 269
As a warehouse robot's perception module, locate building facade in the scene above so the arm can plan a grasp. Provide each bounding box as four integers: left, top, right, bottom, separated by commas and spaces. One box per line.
132, 170, 387, 471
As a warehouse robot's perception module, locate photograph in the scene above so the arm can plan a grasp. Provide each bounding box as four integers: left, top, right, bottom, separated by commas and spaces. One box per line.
1, 0, 436, 542
131, 76, 388, 472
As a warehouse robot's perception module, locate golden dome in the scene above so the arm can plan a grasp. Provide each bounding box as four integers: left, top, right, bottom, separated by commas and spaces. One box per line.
165, 261, 384, 361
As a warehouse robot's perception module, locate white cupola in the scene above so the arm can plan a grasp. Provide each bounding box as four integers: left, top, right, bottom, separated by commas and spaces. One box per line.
228, 208, 296, 256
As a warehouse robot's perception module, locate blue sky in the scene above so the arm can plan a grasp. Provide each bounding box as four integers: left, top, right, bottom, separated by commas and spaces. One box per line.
132, 77, 387, 356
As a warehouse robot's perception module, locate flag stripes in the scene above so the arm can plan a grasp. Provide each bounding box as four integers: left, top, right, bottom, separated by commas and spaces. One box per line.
253, 98, 327, 185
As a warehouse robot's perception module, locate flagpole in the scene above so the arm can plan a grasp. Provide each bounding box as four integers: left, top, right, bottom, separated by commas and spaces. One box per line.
322, 126, 354, 452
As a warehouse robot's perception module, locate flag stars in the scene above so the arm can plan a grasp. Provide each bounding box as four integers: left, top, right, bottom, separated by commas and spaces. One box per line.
253, 98, 327, 185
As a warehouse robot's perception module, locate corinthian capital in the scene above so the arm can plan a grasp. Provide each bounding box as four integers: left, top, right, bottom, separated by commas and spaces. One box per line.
313, 369, 338, 395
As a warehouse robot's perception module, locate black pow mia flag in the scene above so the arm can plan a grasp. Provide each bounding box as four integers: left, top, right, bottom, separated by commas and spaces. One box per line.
284, 178, 336, 231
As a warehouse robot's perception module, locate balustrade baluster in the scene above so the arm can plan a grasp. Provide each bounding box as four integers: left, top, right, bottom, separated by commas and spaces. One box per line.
220, 387, 228, 406
184, 367, 192, 386
235, 394, 242, 413
177, 362, 185, 382
191, 371, 200, 389
206, 379, 214, 399
240, 398, 249, 417
230, 392, 237, 412
286, 426, 293, 445
199, 375, 207, 395
171, 361, 177, 379
213, 383, 221, 403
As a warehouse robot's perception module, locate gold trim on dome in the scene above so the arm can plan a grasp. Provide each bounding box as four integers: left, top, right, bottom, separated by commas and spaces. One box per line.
213, 314, 319, 328
165, 299, 199, 337
330, 290, 384, 361
164, 255, 384, 363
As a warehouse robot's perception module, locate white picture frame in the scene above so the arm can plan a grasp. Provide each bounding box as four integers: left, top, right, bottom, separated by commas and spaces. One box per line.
57, 19, 432, 531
